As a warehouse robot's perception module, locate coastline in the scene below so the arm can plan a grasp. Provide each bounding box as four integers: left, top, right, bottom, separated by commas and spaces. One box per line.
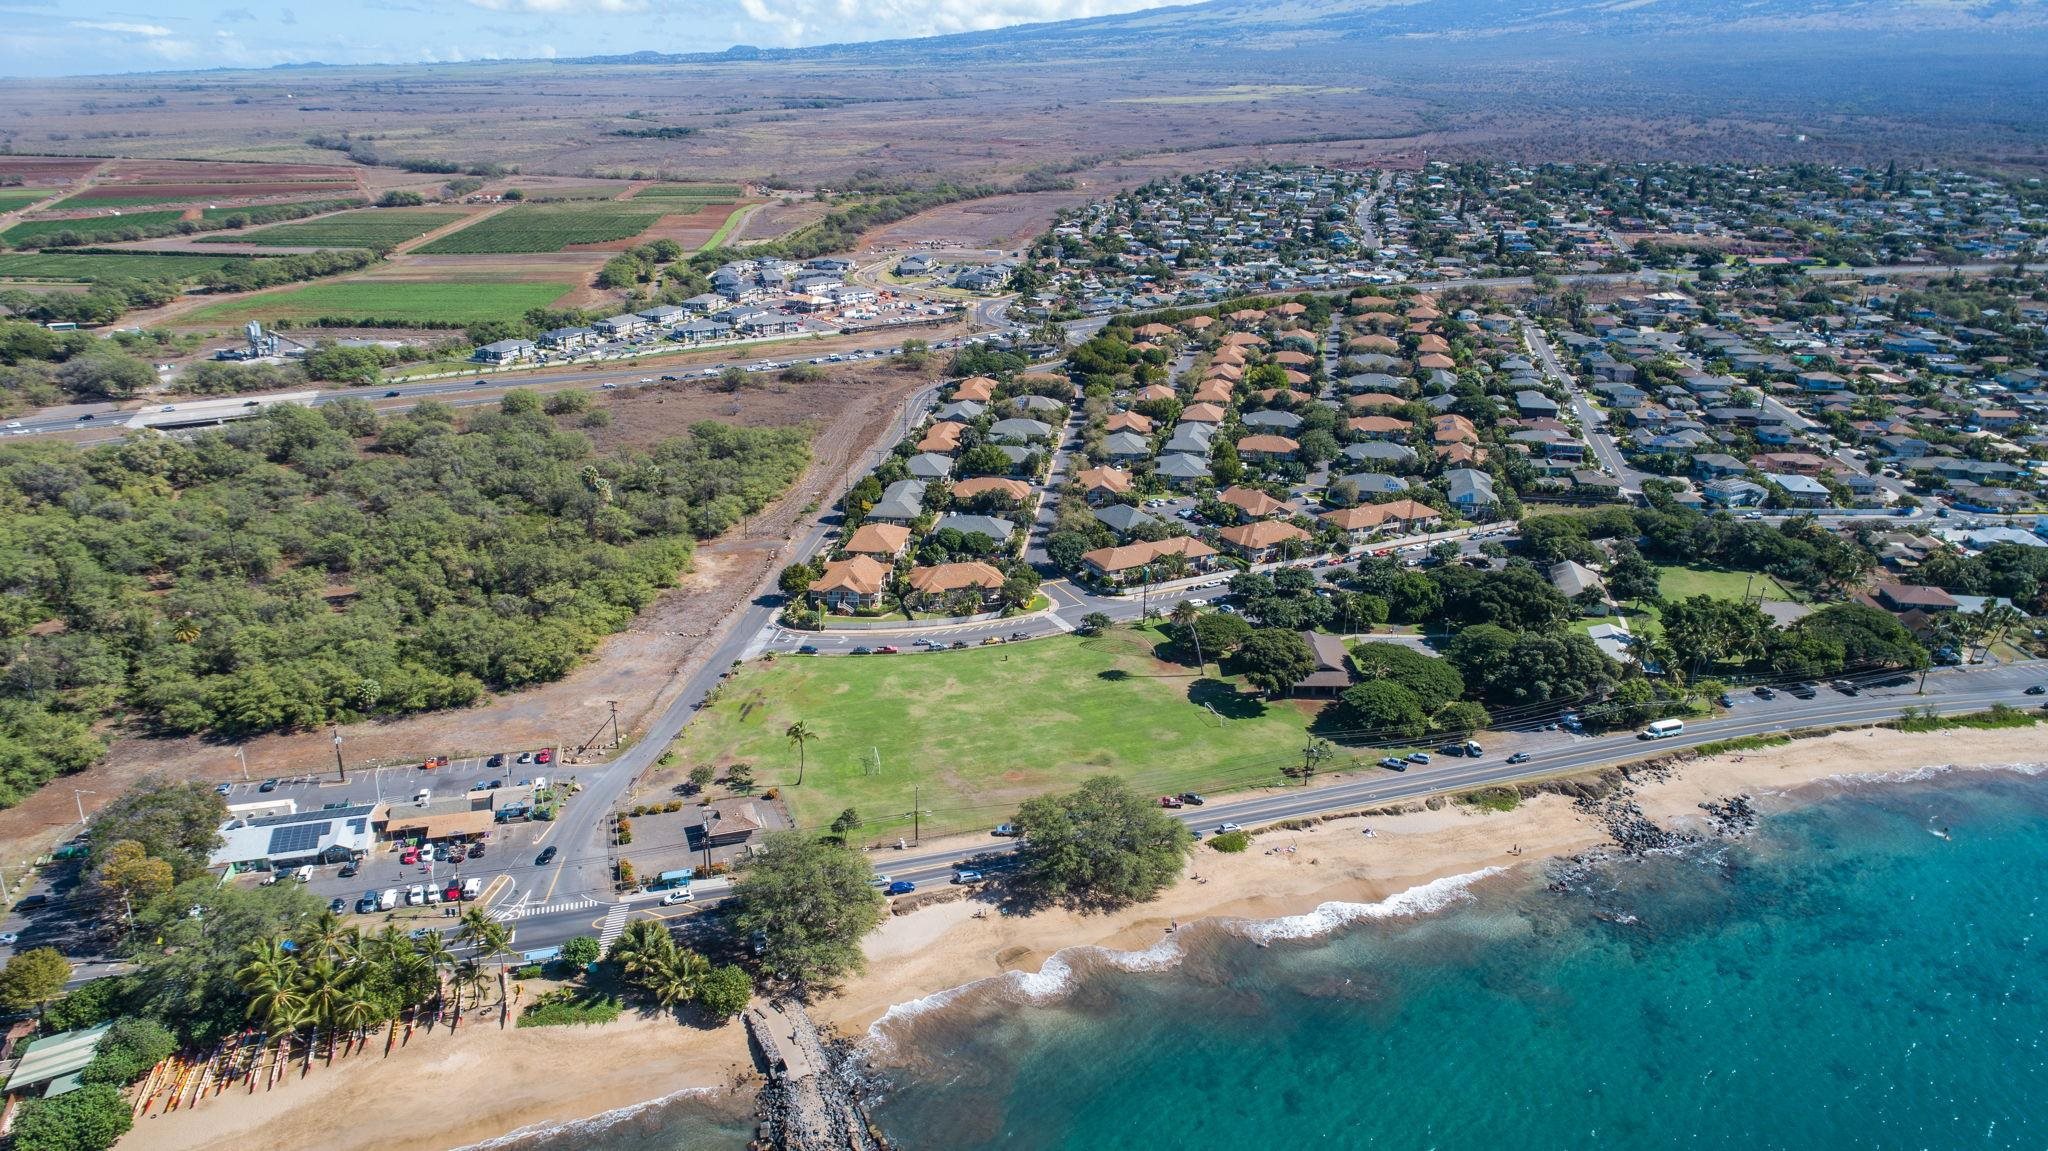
112, 724, 2046, 1151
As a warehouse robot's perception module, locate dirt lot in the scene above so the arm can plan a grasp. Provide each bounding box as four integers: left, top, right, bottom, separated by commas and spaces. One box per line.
0, 360, 938, 858
732, 198, 829, 244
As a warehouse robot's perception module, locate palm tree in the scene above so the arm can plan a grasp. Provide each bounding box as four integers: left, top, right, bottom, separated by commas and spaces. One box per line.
784, 721, 818, 787
607, 918, 672, 970
296, 954, 352, 1067
1170, 600, 1204, 674
298, 910, 352, 962
639, 947, 711, 1011
236, 937, 304, 1042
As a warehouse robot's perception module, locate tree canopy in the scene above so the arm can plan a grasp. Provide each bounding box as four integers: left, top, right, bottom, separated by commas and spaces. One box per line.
731, 832, 886, 988
1013, 776, 1193, 909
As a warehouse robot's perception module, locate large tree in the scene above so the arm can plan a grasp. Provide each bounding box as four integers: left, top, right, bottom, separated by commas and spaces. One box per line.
1347, 642, 1465, 712
1447, 625, 1615, 708
1234, 628, 1315, 697
0, 947, 71, 1016
1338, 680, 1428, 741
731, 832, 886, 988
86, 781, 226, 882
1013, 776, 1193, 909
8, 1083, 132, 1151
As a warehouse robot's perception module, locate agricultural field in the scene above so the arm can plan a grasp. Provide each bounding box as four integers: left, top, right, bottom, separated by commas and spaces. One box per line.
415, 202, 667, 254
182, 278, 573, 326
0, 190, 51, 213
0, 250, 274, 281
1, 211, 186, 246
196, 208, 467, 250
632, 183, 743, 199
667, 624, 1345, 838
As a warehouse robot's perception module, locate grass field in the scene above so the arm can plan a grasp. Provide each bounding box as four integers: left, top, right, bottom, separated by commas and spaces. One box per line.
1659, 565, 1797, 603
183, 279, 573, 326
0, 190, 50, 213
632, 184, 742, 199
699, 206, 747, 251
668, 625, 1352, 838
2, 211, 186, 246
197, 209, 466, 250
416, 203, 667, 254
0, 251, 270, 281
198, 200, 363, 224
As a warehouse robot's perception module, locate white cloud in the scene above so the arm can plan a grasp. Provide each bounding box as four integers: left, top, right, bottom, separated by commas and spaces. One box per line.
467, 0, 647, 12
68, 18, 175, 36
708, 0, 1183, 45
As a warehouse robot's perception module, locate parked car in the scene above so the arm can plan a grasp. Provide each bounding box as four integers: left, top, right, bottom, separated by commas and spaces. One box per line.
356, 893, 379, 914
851, 646, 875, 655
797, 645, 819, 654
1830, 679, 1861, 696
518, 752, 534, 764
1463, 741, 1483, 757
329, 897, 348, 915
214, 783, 232, 796
949, 641, 970, 650
400, 848, 421, 865
1754, 686, 1777, 700
1158, 795, 1184, 808
1179, 793, 1206, 806
1788, 683, 1819, 699
876, 645, 900, 654
461, 877, 482, 900
443, 884, 464, 902
1406, 751, 1431, 765
406, 884, 426, 906
661, 888, 695, 905
953, 869, 983, 884
1215, 823, 1242, 834
869, 874, 893, 889
487, 753, 505, 768
1717, 692, 1736, 707
536, 749, 552, 764
1506, 752, 1532, 765
536, 846, 558, 865
1438, 743, 1468, 757
2027, 685, 2047, 696
468, 842, 485, 859
1378, 756, 1407, 770
259, 778, 280, 792
886, 881, 917, 895
337, 862, 359, 879
992, 823, 1021, 837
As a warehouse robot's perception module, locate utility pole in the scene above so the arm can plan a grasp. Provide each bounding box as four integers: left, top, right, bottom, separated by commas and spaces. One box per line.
912, 784, 923, 846
331, 726, 347, 782
606, 700, 621, 747
236, 745, 249, 781
73, 789, 95, 826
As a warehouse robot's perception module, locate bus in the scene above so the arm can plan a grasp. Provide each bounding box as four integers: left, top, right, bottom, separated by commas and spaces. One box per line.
1638, 719, 1685, 740
651, 868, 695, 891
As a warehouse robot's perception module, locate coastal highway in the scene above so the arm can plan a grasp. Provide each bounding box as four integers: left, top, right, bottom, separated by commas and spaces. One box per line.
492, 660, 2045, 952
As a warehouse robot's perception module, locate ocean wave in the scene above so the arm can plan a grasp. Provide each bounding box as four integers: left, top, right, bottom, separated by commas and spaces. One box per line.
1798, 760, 2048, 791
446, 1084, 736, 1151
864, 866, 1506, 1058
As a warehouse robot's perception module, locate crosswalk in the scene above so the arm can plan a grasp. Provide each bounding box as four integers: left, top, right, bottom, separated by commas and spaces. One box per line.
493, 896, 602, 922
596, 903, 630, 950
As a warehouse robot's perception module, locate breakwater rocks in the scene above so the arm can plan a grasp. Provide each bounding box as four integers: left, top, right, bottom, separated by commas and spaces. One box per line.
1700, 794, 1760, 837
746, 1001, 884, 1151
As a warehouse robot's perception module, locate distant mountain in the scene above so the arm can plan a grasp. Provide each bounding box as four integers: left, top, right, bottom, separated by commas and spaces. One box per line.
573, 0, 2048, 65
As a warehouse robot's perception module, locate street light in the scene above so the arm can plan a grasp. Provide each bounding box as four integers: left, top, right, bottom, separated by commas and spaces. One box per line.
73, 789, 96, 826
331, 725, 347, 782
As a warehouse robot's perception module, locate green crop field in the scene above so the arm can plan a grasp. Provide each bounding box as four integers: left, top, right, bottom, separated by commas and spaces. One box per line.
0, 251, 269, 282
1, 211, 186, 246
198, 199, 363, 224
183, 279, 573, 326
668, 624, 1365, 839
415, 203, 667, 254
0, 190, 51, 213
197, 209, 466, 250
632, 183, 743, 199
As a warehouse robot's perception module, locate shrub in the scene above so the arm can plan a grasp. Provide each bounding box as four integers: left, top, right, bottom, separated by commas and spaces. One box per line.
78, 1017, 176, 1087
1208, 830, 1252, 853
517, 989, 622, 1028
560, 936, 602, 968
1460, 787, 1520, 813
513, 964, 544, 980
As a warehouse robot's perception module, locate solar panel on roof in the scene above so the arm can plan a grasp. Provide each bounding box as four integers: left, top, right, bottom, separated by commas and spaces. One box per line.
266, 821, 330, 856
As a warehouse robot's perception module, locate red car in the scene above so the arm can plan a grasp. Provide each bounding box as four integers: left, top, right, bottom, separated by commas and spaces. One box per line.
1158, 795, 1184, 808
535, 748, 553, 764
876, 645, 900, 654
442, 884, 463, 902
400, 848, 420, 865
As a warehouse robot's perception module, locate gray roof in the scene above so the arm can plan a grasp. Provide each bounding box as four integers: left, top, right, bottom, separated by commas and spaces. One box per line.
1342, 441, 1418, 465
1335, 472, 1411, 495
933, 401, 985, 423
1161, 429, 1214, 456
1515, 389, 1560, 412
1243, 410, 1304, 430
1344, 372, 1405, 393
988, 417, 1053, 442
1445, 468, 1497, 504
907, 453, 956, 479
1154, 453, 1211, 479
1548, 560, 1604, 598
1093, 504, 1162, 535
1010, 394, 1065, 412
870, 479, 927, 521
932, 514, 1015, 541
1103, 431, 1152, 457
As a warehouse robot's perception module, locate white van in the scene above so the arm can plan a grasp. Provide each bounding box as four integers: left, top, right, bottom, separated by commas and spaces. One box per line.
378, 888, 399, 911
292, 865, 314, 883
1639, 719, 1685, 740
406, 884, 426, 906
460, 877, 482, 900
413, 789, 432, 805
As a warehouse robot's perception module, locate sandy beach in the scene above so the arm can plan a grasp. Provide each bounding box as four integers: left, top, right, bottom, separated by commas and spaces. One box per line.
112, 724, 2045, 1151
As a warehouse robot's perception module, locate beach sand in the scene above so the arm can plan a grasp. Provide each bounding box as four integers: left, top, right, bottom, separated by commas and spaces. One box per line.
116, 1012, 752, 1151
113, 724, 2044, 1151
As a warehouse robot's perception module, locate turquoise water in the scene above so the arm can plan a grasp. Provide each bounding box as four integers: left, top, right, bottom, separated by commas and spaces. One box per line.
865, 770, 2048, 1150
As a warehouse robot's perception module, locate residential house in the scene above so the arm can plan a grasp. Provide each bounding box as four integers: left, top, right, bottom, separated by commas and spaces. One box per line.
1548, 560, 1605, 600
1703, 477, 1768, 507
1320, 498, 1442, 543
1347, 415, 1410, 440
932, 514, 1015, 545
1873, 583, 1959, 613
473, 338, 536, 364
1236, 434, 1300, 462
1105, 411, 1154, 435
1766, 472, 1833, 507
916, 422, 963, 454
1079, 536, 1218, 584
538, 326, 597, 350
1242, 410, 1305, 433
810, 556, 890, 612
953, 376, 998, 403
989, 417, 1053, 444
1217, 520, 1311, 563
867, 480, 928, 524
951, 477, 1032, 506
907, 453, 956, 480
1154, 454, 1213, 487
1094, 503, 1163, 538
1444, 468, 1497, 514
841, 522, 911, 560
1333, 472, 1411, 498
907, 561, 1007, 606
1218, 485, 1290, 521
637, 304, 686, 327
1515, 389, 1561, 418
1102, 431, 1152, 461
693, 798, 767, 850
1074, 466, 1134, 505
1292, 632, 1354, 698
1342, 441, 1419, 471
594, 313, 649, 339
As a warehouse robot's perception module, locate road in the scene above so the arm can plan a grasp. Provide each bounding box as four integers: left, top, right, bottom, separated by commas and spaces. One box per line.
1520, 319, 1640, 495
492, 658, 2046, 951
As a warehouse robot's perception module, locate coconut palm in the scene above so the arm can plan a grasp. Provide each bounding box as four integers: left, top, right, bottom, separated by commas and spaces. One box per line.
784, 721, 818, 787
639, 947, 711, 1011
236, 937, 304, 1038
1170, 600, 1205, 674
607, 918, 673, 970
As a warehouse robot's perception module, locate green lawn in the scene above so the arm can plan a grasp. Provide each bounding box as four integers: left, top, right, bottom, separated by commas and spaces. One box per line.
415, 203, 667, 254
183, 279, 573, 326
1, 211, 186, 246
670, 625, 1344, 839
198, 209, 466, 250
0, 251, 272, 282
632, 183, 742, 199
1657, 565, 1797, 603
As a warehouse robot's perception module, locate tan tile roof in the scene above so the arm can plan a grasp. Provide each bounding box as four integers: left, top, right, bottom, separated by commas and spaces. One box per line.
1181, 402, 1227, 424
951, 477, 1032, 502
1347, 393, 1409, 411
1081, 535, 1217, 573
1105, 411, 1155, 433
1219, 485, 1288, 517
1179, 315, 1215, 330
1348, 335, 1399, 353
1270, 350, 1315, 367
1347, 415, 1411, 435
1417, 352, 1456, 371
917, 422, 963, 453
1192, 382, 1235, 405
1219, 332, 1266, 348
1219, 520, 1310, 549
842, 523, 911, 556
811, 554, 890, 597
1074, 466, 1133, 495
908, 561, 1005, 595
953, 376, 998, 402
1235, 433, 1300, 455
1135, 384, 1178, 402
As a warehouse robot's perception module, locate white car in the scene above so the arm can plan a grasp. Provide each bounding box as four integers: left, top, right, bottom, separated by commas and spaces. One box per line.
661, 888, 695, 905
869, 873, 894, 888
405, 884, 426, 906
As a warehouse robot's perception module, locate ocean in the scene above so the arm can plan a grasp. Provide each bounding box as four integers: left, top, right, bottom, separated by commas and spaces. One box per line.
863, 768, 2048, 1150
487, 767, 2048, 1151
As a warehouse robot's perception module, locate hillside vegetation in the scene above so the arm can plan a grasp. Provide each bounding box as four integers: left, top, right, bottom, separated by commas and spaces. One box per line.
0, 398, 811, 807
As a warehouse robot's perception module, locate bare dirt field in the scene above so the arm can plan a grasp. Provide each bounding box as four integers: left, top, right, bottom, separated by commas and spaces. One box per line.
0, 360, 939, 856
0, 156, 102, 184
732, 198, 829, 244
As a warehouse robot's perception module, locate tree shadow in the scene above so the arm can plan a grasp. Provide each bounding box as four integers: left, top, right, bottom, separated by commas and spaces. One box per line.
1188, 677, 1267, 719
1097, 669, 1131, 682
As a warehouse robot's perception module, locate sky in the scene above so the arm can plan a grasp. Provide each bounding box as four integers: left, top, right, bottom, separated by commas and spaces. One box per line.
0, 0, 1186, 77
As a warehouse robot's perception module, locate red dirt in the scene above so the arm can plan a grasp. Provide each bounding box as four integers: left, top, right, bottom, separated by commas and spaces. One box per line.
0, 361, 939, 858
72, 182, 357, 201
97, 158, 359, 182
0, 156, 102, 183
